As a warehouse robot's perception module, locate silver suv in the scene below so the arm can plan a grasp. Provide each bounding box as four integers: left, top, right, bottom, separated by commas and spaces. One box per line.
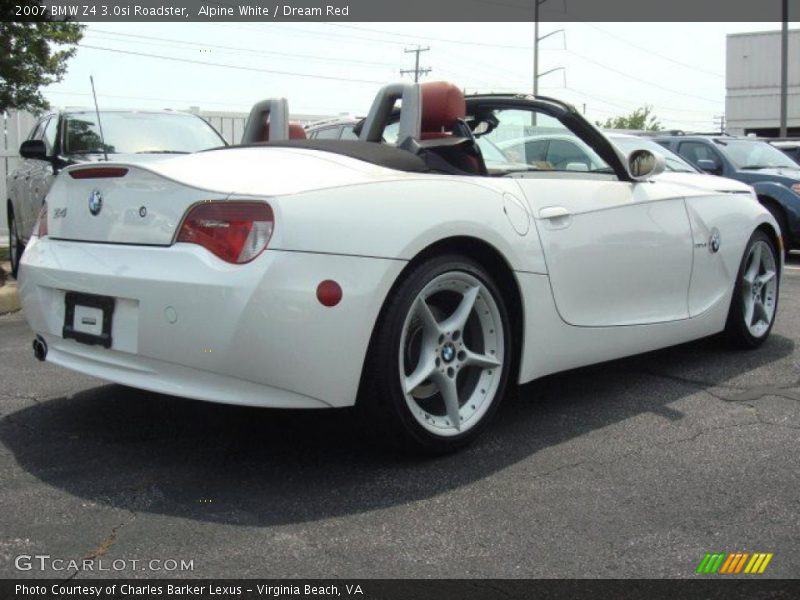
6, 109, 225, 277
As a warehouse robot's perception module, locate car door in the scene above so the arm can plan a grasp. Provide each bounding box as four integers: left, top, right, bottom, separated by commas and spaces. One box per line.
25, 116, 59, 232
477, 105, 694, 327
14, 117, 49, 239
676, 140, 726, 176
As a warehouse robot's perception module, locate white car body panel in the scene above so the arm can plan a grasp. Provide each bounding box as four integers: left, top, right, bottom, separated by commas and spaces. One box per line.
516, 178, 695, 326
655, 171, 752, 194
19, 142, 782, 410
22, 237, 404, 407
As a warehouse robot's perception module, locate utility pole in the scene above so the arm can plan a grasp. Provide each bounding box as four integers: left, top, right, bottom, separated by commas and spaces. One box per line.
533, 0, 565, 96
714, 114, 726, 134
401, 46, 431, 83
534, 1, 541, 96
779, 0, 788, 137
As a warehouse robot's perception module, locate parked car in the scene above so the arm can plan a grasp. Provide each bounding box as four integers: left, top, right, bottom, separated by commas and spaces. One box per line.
19, 82, 782, 453
653, 134, 800, 252
305, 117, 360, 140
607, 134, 757, 194
495, 133, 608, 172
486, 132, 755, 196
771, 139, 800, 165
6, 109, 226, 277
607, 134, 697, 173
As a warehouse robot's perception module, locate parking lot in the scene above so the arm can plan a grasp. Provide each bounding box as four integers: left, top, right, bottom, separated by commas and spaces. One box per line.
0, 255, 798, 579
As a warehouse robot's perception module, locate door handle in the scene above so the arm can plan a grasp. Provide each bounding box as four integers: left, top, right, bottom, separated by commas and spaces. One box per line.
539, 206, 571, 219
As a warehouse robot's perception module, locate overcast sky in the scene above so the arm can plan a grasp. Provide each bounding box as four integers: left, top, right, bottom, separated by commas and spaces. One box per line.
42, 21, 797, 130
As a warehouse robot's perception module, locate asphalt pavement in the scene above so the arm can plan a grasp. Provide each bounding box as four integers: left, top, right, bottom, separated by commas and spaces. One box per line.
1, 257, 799, 579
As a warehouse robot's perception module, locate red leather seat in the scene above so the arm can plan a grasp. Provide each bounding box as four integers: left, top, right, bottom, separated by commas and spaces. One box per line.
418, 81, 486, 175
259, 121, 307, 142
420, 81, 466, 139
289, 122, 307, 140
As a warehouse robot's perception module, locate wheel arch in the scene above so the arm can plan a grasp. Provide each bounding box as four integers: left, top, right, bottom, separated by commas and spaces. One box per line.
757, 193, 787, 221
357, 235, 525, 402
755, 219, 783, 260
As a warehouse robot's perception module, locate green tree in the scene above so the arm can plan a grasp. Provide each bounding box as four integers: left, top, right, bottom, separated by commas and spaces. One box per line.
0, 6, 84, 114
597, 105, 662, 132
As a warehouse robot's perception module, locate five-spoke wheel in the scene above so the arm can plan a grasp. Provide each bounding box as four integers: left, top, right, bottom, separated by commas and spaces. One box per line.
742, 239, 778, 339
361, 255, 511, 453
726, 230, 780, 348
399, 271, 504, 437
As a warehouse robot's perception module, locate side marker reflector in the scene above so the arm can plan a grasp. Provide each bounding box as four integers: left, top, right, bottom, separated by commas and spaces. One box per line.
316, 280, 342, 307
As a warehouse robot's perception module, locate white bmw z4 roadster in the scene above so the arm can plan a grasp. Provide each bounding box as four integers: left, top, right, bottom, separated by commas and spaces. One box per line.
19, 82, 782, 453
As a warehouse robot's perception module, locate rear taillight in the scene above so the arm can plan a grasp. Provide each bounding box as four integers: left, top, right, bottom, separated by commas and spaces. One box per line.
176, 202, 274, 264
69, 167, 128, 179
32, 203, 48, 238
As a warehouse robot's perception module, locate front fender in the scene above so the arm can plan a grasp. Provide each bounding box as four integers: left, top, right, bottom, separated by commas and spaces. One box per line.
753, 181, 800, 238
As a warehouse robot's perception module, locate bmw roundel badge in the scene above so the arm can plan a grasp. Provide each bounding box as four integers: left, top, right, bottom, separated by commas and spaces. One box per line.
709, 228, 721, 253
88, 189, 103, 216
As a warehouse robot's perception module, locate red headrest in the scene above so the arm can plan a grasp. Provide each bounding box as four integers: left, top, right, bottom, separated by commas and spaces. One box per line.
260, 120, 307, 142
420, 81, 465, 133
289, 122, 307, 140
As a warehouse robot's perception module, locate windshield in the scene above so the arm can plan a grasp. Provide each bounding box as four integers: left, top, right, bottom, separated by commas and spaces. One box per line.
610, 137, 696, 173
64, 112, 225, 155
717, 139, 799, 170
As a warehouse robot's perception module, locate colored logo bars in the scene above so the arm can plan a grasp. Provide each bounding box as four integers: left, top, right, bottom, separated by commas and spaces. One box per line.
696, 552, 774, 574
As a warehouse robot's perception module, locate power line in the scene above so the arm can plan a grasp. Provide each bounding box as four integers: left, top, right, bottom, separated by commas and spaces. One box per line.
327, 24, 723, 105
579, 23, 724, 79
43, 89, 357, 114
221, 23, 412, 47
219, 23, 724, 107
88, 28, 395, 67
77, 44, 387, 85
319, 22, 533, 50
564, 49, 723, 104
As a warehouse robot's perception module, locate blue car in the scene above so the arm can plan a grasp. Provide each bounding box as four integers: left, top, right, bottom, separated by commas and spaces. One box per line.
654, 134, 800, 253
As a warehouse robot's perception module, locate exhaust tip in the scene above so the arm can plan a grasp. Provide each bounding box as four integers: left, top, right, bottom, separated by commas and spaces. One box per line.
32, 335, 47, 362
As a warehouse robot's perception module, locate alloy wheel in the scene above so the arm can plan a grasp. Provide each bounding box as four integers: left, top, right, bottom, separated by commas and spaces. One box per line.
398, 271, 504, 437
742, 240, 777, 338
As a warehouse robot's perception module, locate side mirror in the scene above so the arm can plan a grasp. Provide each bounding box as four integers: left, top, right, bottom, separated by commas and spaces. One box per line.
627, 149, 666, 180
19, 139, 48, 161
696, 158, 722, 175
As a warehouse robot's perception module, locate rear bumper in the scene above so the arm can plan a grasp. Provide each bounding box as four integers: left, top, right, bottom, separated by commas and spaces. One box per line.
19, 237, 404, 408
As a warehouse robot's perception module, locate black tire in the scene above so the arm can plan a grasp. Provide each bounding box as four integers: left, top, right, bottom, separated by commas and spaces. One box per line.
7, 204, 24, 279
761, 199, 790, 257
359, 254, 513, 454
724, 230, 780, 349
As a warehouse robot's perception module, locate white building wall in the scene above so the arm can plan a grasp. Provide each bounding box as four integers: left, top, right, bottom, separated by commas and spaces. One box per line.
726, 29, 800, 136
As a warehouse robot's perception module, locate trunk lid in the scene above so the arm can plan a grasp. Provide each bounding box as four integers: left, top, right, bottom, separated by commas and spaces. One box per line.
46, 146, 410, 245
46, 163, 228, 245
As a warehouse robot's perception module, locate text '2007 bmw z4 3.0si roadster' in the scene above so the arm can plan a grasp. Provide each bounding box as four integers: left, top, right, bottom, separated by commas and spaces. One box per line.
19, 82, 783, 453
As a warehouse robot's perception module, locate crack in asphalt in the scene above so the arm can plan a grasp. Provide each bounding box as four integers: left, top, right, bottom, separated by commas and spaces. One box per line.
62, 512, 139, 582
524, 417, 797, 483
629, 367, 800, 404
